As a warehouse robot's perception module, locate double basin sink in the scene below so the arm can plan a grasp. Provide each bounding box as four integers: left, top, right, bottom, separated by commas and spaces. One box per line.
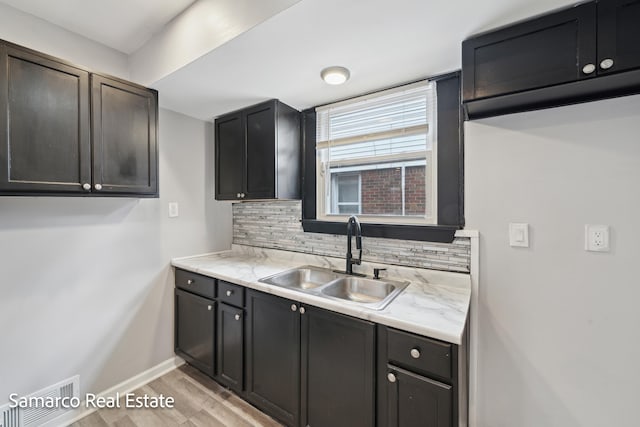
259, 265, 409, 310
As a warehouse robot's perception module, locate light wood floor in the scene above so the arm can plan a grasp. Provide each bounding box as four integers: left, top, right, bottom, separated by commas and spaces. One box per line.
69, 365, 283, 427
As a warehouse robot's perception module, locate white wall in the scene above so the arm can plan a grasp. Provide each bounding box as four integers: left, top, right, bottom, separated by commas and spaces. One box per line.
465, 94, 640, 427
0, 108, 232, 400
0, 2, 129, 79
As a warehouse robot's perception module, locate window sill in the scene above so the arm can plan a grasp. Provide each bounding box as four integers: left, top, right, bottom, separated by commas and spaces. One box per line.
301, 219, 460, 243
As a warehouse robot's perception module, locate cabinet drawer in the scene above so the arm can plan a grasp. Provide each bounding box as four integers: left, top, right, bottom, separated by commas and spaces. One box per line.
387, 328, 452, 381
218, 280, 244, 307
175, 269, 216, 299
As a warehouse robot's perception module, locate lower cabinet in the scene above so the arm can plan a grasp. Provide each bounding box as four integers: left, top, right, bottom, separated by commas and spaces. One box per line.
174, 289, 215, 376
216, 303, 244, 393
386, 367, 452, 427
174, 269, 463, 427
377, 326, 460, 427
301, 306, 375, 427
245, 290, 301, 427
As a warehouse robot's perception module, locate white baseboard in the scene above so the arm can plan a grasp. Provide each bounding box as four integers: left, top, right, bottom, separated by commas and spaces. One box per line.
45, 356, 185, 427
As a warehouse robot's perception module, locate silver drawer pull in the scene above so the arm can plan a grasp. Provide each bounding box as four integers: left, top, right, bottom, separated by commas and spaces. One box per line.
207, 305, 212, 311
582, 63, 595, 74
299, 307, 306, 314
226, 290, 233, 297
187, 279, 194, 285
291, 304, 297, 311
234, 314, 241, 320
600, 58, 614, 70
410, 348, 421, 359
387, 373, 396, 383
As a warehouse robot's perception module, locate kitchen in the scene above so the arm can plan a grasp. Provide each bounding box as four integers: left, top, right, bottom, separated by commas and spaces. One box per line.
0, 0, 638, 426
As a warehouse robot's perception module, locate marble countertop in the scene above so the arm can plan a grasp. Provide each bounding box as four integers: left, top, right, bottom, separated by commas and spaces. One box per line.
171, 245, 471, 345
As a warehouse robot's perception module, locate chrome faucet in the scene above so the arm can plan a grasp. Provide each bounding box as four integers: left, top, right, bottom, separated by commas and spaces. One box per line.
345, 215, 362, 275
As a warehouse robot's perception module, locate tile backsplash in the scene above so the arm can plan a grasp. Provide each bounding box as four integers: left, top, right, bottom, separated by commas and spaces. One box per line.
232, 200, 470, 273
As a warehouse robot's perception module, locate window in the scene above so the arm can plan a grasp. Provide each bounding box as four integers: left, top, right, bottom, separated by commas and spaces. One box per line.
316, 81, 437, 225
301, 72, 463, 243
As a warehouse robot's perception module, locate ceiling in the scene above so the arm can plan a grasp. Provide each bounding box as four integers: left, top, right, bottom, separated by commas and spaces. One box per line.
0, 0, 578, 121
0, 0, 195, 53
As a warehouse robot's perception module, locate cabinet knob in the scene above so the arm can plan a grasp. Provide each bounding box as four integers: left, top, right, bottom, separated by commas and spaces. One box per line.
600, 58, 614, 70
582, 63, 596, 75
291, 304, 297, 311
187, 279, 194, 285
241, 193, 246, 198
410, 348, 421, 359
387, 373, 397, 383
226, 290, 233, 297
82, 183, 91, 191
234, 314, 241, 320
236, 193, 241, 198
94, 184, 102, 191
207, 305, 212, 311
299, 307, 306, 314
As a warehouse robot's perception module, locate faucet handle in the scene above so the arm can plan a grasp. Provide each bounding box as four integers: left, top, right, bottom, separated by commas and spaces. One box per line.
373, 268, 387, 280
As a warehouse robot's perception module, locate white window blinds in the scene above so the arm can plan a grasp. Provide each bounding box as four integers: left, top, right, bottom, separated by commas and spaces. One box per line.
316, 81, 436, 167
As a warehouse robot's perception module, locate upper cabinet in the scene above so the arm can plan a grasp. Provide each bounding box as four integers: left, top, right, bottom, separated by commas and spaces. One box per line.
462, 0, 640, 119
91, 75, 158, 196
0, 40, 158, 197
0, 43, 91, 194
215, 99, 300, 201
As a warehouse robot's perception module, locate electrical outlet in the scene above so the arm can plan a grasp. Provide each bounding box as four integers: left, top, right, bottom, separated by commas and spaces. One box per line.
585, 225, 610, 252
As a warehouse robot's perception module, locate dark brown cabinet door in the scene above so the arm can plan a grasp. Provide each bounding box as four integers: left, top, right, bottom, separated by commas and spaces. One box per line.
0, 44, 91, 194
215, 112, 244, 200
91, 74, 158, 196
463, 2, 597, 102
216, 303, 244, 393
597, 0, 640, 75
245, 290, 300, 427
175, 289, 215, 377
214, 99, 300, 201
301, 306, 375, 427
386, 367, 452, 427
245, 102, 276, 199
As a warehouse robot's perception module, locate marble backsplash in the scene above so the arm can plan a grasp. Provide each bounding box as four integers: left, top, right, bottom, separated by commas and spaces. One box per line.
232, 200, 471, 273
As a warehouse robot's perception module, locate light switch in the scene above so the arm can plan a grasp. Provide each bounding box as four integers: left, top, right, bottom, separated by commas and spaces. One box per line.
509, 223, 529, 247
168, 202, 179, 218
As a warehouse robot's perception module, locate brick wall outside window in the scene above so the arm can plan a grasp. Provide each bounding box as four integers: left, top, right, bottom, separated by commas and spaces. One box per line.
360, 166, 426, 215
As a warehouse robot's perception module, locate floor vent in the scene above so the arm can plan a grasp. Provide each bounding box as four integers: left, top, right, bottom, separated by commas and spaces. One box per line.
0, 375, 80, 427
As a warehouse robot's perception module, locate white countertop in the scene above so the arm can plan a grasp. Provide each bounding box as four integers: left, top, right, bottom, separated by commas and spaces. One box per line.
171, 245, 471, 345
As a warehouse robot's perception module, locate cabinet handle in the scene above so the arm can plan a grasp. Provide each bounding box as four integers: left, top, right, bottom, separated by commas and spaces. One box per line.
410, 348, 421, 359
207, 305, 212, 311
236, 193, 241, 198
82, 183, 91, 191
582, 64, 596, 75
291, 304, 297, 311
187, 279, 194, 285
299, 307, 306, 314
226, 290, 233, 297
234, 314, 241, 320
387, 373, 397, 383
94, 184, 102, 191
600, 58, 614, 70
241, 193, 246, 198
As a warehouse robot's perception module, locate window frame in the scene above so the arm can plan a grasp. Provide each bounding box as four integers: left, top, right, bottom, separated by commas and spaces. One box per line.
301, 71, 464, 243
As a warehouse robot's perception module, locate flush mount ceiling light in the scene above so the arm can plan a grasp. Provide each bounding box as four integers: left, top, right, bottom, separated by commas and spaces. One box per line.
320, 66, 350, 85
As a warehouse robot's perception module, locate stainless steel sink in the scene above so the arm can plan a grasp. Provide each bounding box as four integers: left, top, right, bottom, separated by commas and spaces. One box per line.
259, 266, 409, 310
321, 276, 409, 310
259, 266, 340, 290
